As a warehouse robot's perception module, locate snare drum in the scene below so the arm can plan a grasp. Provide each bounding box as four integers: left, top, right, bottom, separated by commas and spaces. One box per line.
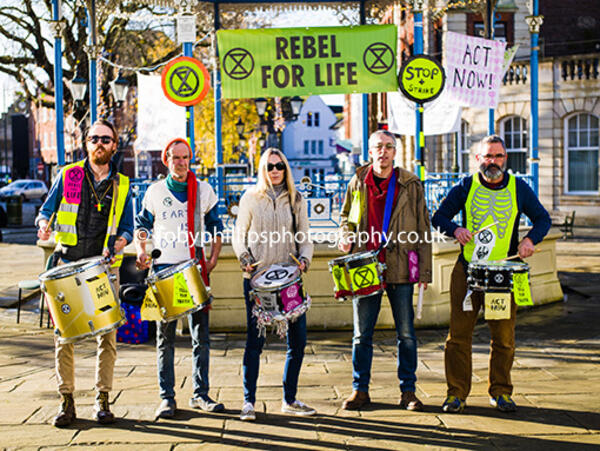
249, 263, 311, 337
146, 259, 212, 322
39, 257, 125, 344
467, 261, 529, 292
328, 250, 386, 301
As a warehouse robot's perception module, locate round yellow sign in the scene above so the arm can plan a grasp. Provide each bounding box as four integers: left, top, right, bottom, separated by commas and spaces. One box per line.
398, 55, 445, 103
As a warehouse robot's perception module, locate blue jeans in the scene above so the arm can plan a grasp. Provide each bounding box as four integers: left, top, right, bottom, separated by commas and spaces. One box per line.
352, 283, 417, 393
155, 265, 210, 401
242, 278, 307, 404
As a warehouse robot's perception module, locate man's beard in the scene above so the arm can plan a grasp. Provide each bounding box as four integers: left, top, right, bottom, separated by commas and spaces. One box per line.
91, 148, 112, 165
480, 162, 504, 180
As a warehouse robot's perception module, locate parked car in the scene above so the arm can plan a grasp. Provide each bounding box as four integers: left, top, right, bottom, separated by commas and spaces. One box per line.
0, 179, 48, 200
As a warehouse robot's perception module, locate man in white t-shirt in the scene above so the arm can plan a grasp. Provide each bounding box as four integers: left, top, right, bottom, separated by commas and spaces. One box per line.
135, 138, 224, 419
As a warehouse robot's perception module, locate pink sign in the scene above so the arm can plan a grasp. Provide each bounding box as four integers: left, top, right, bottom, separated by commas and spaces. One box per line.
408, 250, 419, 283
443, 31, 506, 109
63, 166, 84, 204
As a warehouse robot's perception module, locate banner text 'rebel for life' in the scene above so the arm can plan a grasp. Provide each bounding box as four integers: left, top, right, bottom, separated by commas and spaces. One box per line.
217, 25, 398, 99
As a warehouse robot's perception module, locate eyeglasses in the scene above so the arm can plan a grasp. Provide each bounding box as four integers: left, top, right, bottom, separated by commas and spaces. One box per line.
267, 162, 286, 172
371, 143, 396, 151
87, 135, 114, 145
482, 153, 506, 161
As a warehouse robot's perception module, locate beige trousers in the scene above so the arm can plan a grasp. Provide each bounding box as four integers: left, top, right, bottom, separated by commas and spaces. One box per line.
54, 265, 120, 395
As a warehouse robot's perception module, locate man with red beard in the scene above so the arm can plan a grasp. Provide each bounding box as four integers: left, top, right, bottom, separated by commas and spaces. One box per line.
432, 135, 550, 414
36, 119, 134, 427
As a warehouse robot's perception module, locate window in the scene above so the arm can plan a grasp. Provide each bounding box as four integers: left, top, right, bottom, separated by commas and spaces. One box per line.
307, 112, 313, 127
311, 140, 316, 155
467, 12, 514, 47
314, 112, 320, 127
318, 140, 324, 155
459, 120, 470, 172
501, 116, 528, 174
303, 140, 309, 155
565, 113, 599, 193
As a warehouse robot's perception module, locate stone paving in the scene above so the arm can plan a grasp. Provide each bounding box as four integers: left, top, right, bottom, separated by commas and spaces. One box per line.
0, 235, 599, 450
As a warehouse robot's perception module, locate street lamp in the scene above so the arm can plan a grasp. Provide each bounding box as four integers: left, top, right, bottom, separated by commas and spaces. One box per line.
70, 70, 87, 104
254, 97, 268, 117
290, 95, 303, 119
110, 71, 129, 105
235, 117, 244, 138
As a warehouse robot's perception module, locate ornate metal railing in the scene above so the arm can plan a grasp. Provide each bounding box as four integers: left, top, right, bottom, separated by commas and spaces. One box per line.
131, 172, 535, 228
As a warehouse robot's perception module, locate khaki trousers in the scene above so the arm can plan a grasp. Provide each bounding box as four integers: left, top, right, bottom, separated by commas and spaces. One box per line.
444, 260, 517, 400
55, 265, 120, 395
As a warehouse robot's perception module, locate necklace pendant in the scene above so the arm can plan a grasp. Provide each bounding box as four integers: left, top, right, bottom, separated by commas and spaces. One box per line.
96, 203, 103, 212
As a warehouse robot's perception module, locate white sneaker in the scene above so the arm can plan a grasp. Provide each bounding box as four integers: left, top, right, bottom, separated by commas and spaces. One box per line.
281, 400, 316, 416
240, 402, 255, 421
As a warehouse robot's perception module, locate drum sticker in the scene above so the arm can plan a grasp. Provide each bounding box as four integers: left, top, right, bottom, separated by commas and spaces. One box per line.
64, 166, 84, 204
61, 304, 71, 314
332, 266, 350, 291
86, 273, 116, 315
513, 272, 533, 306
281, 283, 302, 313
484, 292, 511, 320
408, 250, 419, 283
173, 272, 194, 307
350, 263, 379, 289
141, 287, 163, 321
494, 273, 505, 284
266, 268, 289, 282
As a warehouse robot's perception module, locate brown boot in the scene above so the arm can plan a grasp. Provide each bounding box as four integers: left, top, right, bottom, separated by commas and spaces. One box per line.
93, 391, 115, 424
53, 393, 76, 427
399, 391, 424, 411
342, 390, 370, 410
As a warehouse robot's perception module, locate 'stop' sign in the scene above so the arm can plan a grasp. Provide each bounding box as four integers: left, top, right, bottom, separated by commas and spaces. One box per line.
398, 55, 445, 104
217, 25, 397, 99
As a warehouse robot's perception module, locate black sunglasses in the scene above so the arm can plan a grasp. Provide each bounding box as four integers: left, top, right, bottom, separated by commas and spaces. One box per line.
267, 162, 286, 172
87, 135, 114, 145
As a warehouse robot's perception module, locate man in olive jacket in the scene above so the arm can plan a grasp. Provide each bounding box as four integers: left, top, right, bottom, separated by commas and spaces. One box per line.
339, 130, 432, 411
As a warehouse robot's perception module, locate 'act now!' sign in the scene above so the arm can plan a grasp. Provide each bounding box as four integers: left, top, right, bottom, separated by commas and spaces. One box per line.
217, 25, 397, 99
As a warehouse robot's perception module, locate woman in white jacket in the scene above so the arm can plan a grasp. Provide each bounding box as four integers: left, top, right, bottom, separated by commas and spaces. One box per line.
232, 148, 315, 421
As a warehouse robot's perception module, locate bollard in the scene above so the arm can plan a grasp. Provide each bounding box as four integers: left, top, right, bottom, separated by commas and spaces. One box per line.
6, 195, 22, 226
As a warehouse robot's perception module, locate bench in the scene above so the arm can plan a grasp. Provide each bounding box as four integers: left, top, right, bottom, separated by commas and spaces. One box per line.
550, 210, 575, 239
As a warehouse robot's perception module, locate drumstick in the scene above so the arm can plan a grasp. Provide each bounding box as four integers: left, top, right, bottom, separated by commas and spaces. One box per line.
249, 260, 262, 268
289, 253, 302, 267
44, 212, 56, 233
497, 248, 540, 262
453, 221, 500, 244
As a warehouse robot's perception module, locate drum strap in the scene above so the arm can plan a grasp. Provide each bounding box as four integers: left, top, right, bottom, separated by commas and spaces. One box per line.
289, 193, 299, 256
378, 169, 397, 252
105, 179, 119, 257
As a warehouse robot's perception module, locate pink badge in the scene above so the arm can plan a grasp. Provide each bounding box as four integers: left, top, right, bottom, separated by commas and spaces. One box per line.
63, 166, 84, 204
408, 250, 419, 283
281, 283, 302, 313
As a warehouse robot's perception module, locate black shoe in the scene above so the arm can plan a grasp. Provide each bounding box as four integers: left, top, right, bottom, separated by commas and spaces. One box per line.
93, 391, 115, 424
53, 393, 76, 427
189, 395, 224, 412
155, 398, 177, 419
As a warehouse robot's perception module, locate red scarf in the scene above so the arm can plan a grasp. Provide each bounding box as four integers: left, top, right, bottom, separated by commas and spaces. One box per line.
185, 171, 209, 286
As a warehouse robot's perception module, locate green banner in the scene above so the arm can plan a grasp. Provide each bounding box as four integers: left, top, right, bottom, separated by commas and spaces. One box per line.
217, 25, 397, 99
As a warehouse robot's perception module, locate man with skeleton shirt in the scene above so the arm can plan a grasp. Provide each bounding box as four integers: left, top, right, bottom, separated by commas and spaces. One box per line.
432, 135, 550, 414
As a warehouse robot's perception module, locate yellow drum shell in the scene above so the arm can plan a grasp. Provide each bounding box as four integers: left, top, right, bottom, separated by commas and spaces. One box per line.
149, 260, 212, 322
40, 258, 125, 344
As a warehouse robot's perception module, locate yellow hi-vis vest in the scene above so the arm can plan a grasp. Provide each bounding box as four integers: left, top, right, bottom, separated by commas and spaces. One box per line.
55, 160, 130, 268
463, 173, 518, 263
